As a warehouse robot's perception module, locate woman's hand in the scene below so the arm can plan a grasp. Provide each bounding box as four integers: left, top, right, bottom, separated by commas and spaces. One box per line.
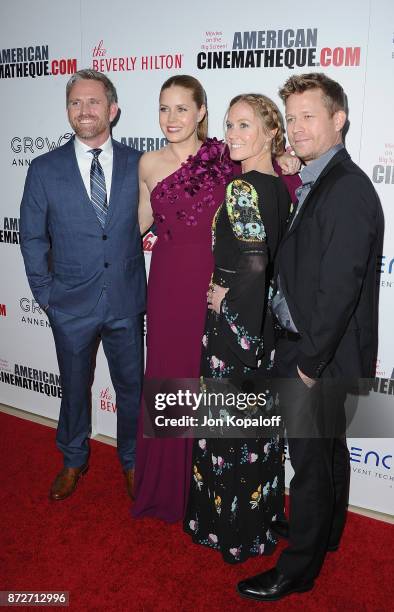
207, 284, 229, 314
297, 366, 316, 388
276, 147, 302, 175
138, 155, 154, 234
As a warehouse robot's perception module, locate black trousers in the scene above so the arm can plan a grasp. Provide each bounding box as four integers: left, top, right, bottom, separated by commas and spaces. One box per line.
273, 338, 350, 582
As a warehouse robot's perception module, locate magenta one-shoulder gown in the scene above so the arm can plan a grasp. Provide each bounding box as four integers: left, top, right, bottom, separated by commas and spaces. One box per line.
132, 139, 235, 522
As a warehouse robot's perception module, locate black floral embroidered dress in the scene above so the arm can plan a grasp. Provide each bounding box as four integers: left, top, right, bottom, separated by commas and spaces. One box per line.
184, 171, 291, 563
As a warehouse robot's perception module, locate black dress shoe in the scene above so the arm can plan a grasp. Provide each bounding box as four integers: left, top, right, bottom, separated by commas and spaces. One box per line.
237, 567, 314, 602
271, 519, 340, 552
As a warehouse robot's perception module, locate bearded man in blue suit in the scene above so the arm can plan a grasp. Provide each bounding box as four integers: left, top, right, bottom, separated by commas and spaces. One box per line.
20, 69, 145, 501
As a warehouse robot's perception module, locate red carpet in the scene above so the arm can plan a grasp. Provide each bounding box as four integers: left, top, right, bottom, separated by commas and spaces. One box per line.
1, 411, 393, 611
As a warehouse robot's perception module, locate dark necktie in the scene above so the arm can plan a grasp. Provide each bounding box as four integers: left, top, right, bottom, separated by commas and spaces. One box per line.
89, 148, 108, 227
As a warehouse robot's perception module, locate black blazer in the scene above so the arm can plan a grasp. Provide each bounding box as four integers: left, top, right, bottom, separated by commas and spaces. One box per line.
276, 148, 384, 380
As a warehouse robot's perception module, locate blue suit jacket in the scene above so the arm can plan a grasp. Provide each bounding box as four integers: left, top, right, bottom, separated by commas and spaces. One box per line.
20, 137, 146, 318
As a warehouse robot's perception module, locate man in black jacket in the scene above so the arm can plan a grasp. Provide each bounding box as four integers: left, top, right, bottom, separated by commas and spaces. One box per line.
238, 73, 383, 602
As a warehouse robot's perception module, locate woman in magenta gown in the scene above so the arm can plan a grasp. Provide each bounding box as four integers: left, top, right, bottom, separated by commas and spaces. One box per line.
132, 75, 300, 522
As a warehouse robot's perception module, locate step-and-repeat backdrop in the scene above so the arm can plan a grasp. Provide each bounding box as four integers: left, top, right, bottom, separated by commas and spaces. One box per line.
1, 0, 393, 515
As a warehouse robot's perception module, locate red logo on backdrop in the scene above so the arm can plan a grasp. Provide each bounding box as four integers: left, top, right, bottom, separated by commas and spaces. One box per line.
143, 231, 158, 252
0, 304, 6, 317
91, 40, 183, 72
99, 387, 117, 413
92, 39, 137, 72
93, 40, 107, 57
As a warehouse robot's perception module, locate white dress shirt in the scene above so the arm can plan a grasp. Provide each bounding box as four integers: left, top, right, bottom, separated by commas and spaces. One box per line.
74, 135, 113, 201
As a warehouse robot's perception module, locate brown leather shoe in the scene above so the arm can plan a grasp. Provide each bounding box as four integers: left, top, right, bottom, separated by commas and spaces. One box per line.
49, 464, 89, 501
123, 468, 135, 500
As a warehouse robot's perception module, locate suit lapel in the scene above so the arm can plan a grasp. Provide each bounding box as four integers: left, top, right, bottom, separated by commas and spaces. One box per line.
283, 148, 350, 239
105, 139, 127, 228
285, 185, 314, 236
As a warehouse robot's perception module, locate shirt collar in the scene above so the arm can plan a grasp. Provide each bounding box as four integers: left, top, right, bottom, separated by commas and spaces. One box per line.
300, 143, 344, 186
74, 134, 113, 156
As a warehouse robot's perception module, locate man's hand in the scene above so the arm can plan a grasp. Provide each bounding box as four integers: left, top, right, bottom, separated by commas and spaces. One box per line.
297, 366, 316, 388
276, 147, 302, 175
207, 284, 228, 314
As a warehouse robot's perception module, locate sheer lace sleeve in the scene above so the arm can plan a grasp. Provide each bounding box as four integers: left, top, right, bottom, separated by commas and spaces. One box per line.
219, 179, 268, 367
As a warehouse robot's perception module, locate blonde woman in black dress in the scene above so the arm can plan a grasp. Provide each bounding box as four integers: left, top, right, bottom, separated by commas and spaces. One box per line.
184, 94, 294, 563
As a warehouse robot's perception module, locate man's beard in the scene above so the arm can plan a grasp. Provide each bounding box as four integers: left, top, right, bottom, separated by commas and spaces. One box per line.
70, 114, 108, 140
